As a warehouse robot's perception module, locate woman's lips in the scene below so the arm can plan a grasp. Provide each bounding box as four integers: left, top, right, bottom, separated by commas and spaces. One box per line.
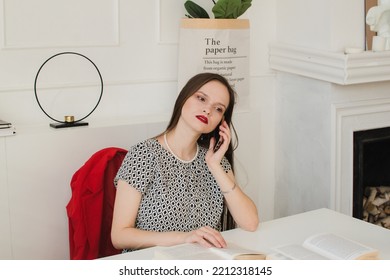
196, 115, 208, 124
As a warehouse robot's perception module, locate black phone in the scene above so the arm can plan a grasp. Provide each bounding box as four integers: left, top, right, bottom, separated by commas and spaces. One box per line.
213, 117, 224, 152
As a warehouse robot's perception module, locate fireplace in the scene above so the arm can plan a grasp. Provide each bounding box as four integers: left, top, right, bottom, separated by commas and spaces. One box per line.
353, 126, 390, 229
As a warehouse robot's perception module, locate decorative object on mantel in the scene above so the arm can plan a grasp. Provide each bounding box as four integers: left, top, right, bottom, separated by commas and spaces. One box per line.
178, 0, 251, 97
365, 0, 377, 50
34, 52, 103, 129
366, 0, 390, 51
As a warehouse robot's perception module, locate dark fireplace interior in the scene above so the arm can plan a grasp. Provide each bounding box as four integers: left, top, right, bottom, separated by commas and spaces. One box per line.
353, 126, 390, 230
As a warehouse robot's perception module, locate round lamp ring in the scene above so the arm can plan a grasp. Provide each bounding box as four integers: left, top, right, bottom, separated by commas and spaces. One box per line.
34, 52, 103, 128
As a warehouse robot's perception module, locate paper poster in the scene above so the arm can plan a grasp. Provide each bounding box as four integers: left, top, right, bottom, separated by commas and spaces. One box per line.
177, 19, 250, 97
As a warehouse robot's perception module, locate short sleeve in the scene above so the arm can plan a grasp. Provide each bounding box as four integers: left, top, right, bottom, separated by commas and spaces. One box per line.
114, 141, 155, 194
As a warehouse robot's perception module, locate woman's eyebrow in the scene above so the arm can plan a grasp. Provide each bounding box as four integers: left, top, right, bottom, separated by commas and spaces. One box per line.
197, 90, 227, 109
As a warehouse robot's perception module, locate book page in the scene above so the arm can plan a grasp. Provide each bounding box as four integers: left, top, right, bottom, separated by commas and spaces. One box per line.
210, 243, 266, 260
153, 243, 226, 260
272, 244, 327, 260
303, 233, 379, 260
266, 252, 293, 260
0, 120, 12, 126
153, 243, 265, 260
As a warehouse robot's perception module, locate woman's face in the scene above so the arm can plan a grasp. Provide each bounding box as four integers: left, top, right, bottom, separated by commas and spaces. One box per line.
180, 80, 230, 134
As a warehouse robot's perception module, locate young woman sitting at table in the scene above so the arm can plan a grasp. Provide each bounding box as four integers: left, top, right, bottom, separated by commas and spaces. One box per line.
111, 72, 259, 252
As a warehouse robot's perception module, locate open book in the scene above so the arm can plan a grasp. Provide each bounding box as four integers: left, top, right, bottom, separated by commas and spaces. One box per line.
154, 242, 266, 260
266, 232, 379, 260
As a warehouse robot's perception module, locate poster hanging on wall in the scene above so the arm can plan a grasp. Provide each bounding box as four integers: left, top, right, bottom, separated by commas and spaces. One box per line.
177, 18, 250, 97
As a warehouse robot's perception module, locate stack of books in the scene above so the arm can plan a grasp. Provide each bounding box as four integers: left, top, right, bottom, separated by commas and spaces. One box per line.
0, 119, 16, 136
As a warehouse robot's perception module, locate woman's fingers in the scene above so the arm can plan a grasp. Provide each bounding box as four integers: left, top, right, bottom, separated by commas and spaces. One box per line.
189, 226, 227, 248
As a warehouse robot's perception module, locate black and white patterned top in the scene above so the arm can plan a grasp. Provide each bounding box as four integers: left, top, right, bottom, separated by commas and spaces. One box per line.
115, 138, 231, 234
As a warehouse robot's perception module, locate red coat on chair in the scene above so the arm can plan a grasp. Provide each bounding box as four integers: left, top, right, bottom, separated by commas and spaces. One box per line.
66, 147, 127, 260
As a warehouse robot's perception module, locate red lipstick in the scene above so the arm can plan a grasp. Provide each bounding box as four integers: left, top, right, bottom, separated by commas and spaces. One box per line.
196, 115, 208, 124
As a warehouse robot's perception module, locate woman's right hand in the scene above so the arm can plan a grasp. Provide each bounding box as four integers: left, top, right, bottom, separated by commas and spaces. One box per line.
183, 226, 227, 248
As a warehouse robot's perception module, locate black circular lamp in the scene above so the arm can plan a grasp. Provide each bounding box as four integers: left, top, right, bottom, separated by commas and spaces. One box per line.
34, 52, 103, 128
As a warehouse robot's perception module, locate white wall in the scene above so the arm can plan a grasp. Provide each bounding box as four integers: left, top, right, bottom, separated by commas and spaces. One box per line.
0, 1, 276, 259
275, 0, 365, 51
274, 74, 332, 217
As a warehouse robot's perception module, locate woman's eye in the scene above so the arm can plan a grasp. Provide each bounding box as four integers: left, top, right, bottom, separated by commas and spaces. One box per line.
215, 107, 224, 113
197, 95, 206, 102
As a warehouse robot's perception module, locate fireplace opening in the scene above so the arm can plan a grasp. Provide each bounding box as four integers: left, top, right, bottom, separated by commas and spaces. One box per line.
353, 126, 390, 230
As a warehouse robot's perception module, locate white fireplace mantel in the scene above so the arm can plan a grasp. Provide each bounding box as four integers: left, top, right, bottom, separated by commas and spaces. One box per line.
269, 43, 390, 85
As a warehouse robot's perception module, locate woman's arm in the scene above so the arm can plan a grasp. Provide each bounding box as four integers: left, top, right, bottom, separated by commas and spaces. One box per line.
111, 179, 227, 250
205, 121, 259, 231
208, 167, 259, 231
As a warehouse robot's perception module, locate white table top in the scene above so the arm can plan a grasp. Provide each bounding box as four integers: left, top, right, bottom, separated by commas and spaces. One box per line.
101, 208, 390, 260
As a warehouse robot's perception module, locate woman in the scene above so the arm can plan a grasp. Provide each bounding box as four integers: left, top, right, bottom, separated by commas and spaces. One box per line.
111, 73, 259, 251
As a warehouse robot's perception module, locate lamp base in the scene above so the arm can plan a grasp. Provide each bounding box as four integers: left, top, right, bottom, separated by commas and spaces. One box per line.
49, 121, 89, 129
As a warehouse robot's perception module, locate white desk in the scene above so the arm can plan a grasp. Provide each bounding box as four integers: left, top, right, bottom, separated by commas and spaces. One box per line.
102, 208, 390, 260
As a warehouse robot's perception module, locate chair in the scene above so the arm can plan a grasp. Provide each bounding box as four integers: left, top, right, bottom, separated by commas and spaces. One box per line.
66, 147, 127, 260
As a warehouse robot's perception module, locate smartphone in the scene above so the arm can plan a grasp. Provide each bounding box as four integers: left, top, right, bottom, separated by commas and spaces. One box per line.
213, 117, 224, 152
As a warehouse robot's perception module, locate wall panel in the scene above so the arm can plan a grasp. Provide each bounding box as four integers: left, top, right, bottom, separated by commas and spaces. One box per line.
2, 0, 119, 49
6, 121, 166, 259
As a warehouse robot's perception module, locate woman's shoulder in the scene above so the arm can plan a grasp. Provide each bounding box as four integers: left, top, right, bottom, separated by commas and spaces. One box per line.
128, 138, 161, 154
